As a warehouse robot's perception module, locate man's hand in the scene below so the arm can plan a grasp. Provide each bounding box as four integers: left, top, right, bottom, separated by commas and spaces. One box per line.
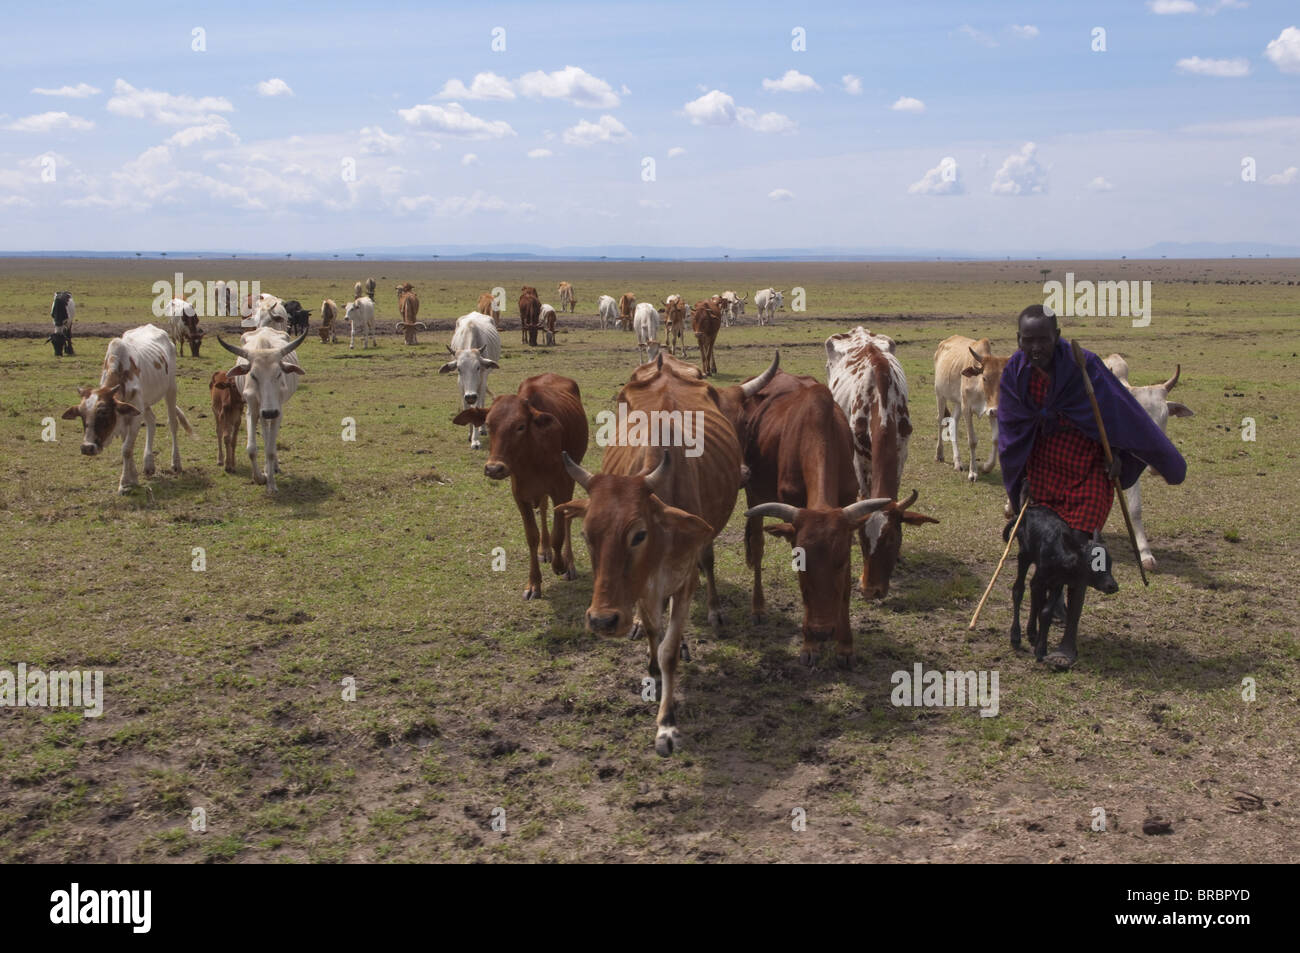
1106, 456, 1122, 480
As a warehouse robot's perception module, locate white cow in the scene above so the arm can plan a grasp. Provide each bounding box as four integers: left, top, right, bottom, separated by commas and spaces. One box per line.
61, 325, 193, 493
719, 290, 747, 327
344, 296, 376, 349
441, 312, 502, 449
250, 294, 289, 331
1104, 354, 1194, 571
539, 303, 557, 346
633, 302, 661, 364
597, 294, 618, 331
755, 288, 783, 326
933, 335, 1012, 482
163, 297, 199, 353
217, 328, 307, 494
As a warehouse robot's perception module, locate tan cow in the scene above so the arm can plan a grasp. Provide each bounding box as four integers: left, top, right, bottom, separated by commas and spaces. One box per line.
558, 281, 576, 313
933, 335, 1012, 482
476, 290, 501, 329
319, 299, 338, 343
395, 283, 424, 344
209, 370, 245, 473
691, 298, 722, 376
663, 295, 688, 356
618, 293, 636, 331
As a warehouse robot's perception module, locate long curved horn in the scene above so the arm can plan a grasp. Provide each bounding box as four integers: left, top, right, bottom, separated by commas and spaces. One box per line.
278, 331, 308, 358
217, 335, 250, 361
967, 346, 984, 366
895, 489, 919, 511
1162, 364, 1180, 392
740, 350, 781, 398
842, 497, 893, 520
563, 451, 593, 490
746, 502, 799, 522
643, 449, 670, 495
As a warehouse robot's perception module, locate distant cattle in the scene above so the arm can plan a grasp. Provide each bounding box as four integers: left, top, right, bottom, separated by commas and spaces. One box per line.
618, 293, 636, 331
62, 325, 193, 493
441, 312, 502, 449
454, 374, 589, 600
365, 277, 377, 302
519, 286, 541, 346
344, 296, 376, 349
1104, 355, 1194, 572
353, 281, 364, 300
663, 295, 688, 356
719, 290, 747, 327
691, 299, 722, 376
209, 370, 245, 474
826, 327, 936, 599
934, 335, 1012, 482
755, 288, 783, 325
49, 290, 75, 356
163, 297, 203, 357
217, 328, 307, 495
250, 294, 289, 332
396, 284, 424, 344
212, 281, 238, 318
558, 281, 576, 313
476, 291, 501, 329
597, 294, 618, 330
282, 300, 311, 338
539, 303, 557, 346
633, 302, 661, 363
319, 299, 338, 343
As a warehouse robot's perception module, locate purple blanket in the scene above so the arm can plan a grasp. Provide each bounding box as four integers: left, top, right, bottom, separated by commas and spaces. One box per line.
996, 337, 1186, 508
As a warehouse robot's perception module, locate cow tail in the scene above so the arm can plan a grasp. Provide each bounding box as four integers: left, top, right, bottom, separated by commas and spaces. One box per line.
175, 406, 195, 436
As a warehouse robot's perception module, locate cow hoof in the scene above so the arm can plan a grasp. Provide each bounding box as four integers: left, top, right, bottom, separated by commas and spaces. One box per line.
523, 586, 540, 601
629, 621, 644, 641
799, 650, 816, 668
836, 653, 854, 671
562, 565, 577, 581
967, 471, 977, 483
117, 485, 134, 495
1009, 626, 1022, 649
707, 609, 724, 629
1141, 555, 1156, 571
750, 611, 764, 625
679, 642, 691, 662
143, 462, 156, 477
470, 441, 481, 451
654, 728, 680, 758
540, 548, 553, 564
1044, 650, 1077, 671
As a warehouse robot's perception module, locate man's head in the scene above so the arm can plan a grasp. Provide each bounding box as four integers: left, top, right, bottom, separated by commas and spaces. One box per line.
1017, 305, 1059, 371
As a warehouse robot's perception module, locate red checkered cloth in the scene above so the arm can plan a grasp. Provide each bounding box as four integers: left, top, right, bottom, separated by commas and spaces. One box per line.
1026, 366, 1113, 532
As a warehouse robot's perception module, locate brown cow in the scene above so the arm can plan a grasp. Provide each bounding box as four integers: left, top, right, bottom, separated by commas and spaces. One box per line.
396, 283, 424, 344
691, 299, 722, 376
519, 286, 541, 346
618, 293, 636, 331
738, 364, 894, 667
319, 299, 338, 343
934, 335, 1012, 481
209, 370, 246, 474
476, 290, 501, 329
558, 281, 576, 313
454, 374, 589, 600
663, 295, 688, 356
557, 352, 745, 756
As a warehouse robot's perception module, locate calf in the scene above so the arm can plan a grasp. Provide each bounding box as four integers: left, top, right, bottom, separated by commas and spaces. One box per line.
558, 281, 576, 313
344, 296, 376, 349
933, 335, 1012, 481
282, 299, 311, 337
633, 302, 660, 363
691, 299, 721, 376
1006, 505, 1119, 668
618, 293, 636, 331
453, 374, 589, 600
1104, 356, 1194, 571
209, 370, 246, 473
217, 328, 307, 495
319, 299, 338, 343
61, 325, 193, 493
476, 291, 501, 329
441, 311, 502, 449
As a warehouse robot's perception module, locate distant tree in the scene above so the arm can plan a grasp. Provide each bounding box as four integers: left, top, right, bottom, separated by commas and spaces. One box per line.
1040, 268, 1051, 280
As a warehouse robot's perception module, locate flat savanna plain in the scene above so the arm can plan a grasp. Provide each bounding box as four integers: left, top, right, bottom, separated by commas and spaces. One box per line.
0, 258, 1296, 863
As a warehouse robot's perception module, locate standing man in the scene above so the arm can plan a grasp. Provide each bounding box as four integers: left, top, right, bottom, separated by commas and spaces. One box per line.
49, 290, 76, 356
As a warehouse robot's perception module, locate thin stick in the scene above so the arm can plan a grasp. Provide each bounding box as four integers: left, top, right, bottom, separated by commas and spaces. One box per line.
968, 498, 1030, 630
1070, 340, 1148, 586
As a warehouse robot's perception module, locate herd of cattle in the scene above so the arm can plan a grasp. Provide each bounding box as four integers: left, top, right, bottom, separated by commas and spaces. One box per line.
50, 280, 1192, 756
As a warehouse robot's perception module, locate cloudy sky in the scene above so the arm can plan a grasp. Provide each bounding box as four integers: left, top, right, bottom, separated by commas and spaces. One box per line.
0, 0, 1297, 254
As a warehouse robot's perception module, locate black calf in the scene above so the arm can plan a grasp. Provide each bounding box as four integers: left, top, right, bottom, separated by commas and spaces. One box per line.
1005, 505, 1118, 667
282, 300, 312, 337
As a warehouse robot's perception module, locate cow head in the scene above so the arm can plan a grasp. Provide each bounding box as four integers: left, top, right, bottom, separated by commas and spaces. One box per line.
62, 383, 140, 455
858, 490, 939, 599
454, 396, 561, 481
960, 346, 1011, 417
747, 497, 892, 644
218, 332, 306, 420
1086, 533, 1120, 595
439, 345, 498, 407
556, 451, 714, 639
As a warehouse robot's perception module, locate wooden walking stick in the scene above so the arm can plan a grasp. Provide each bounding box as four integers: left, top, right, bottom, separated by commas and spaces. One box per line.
968, 497, 1030, 630
1071, 339, 1148, 587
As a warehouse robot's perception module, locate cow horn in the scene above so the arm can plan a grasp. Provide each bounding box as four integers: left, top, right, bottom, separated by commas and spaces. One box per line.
842, 497, 894, 520
563, 452, 593, 490
967, 346, 984, 366
217, 335, 250, 361
278, 331, 308, 358
896, 489, 919, 511
643, 449, 670, 495
746, 502, 799, 522
1163, 364, 1180, 392
741, 351, 780, 398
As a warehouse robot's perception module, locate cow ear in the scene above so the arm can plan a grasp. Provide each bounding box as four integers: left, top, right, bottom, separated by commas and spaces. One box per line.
481, 358, 500, 370
763, 522, 797, 543
1167, 401, 1194, 418
554, 499, 588, 522
226, 364, 248, 378
112, 397, 142, 417
61, 406, 81, 420
961, 365, 983, 377
901, 511, 939, 526
280, 362, 305, 375
453, 408, 488, 427
656, 501, 714, 550
438, 362, 457, 374
76, 385, 92, 398
531, 411, 558, 430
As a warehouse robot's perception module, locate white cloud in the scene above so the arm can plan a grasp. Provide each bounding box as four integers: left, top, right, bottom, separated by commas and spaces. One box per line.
842, 74, 862, 95
638, 198, 670, 208
562, 114, 629, 146
166, 119, 238, 147
517, 66, 619, 108
991, 142, 1047, 195
738, 108, 796, 133
959, 25, 998, 47
107, 79, 233, 125
1087, 176, 1115, 191
1176, 56, 1250, 77
762, 69, 820, 93
1265, 27, 1300, 74
6, 111, 94, 133
256, 78, 294, 97
359, 125, 404, 155
1149, 0, 1197, 13
462, 152, 479, 166
667, 146, 686, 158
397, 102, 515, 138
684, 91, 794, 133
32, 83, 100, 98
1010, 24, 1039, 38
908, 157, 962, 195
1265, 166, 1298, 185
768, 188, 795, 201
437, 72, 515, 101
891, 96, 926, 113
396, 191, 514, 216
527, 148, 553, 158
621, 84, 631, 95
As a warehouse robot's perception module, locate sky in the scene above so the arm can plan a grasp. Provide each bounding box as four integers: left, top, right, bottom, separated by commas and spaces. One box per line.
0, 0, 1297, 254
